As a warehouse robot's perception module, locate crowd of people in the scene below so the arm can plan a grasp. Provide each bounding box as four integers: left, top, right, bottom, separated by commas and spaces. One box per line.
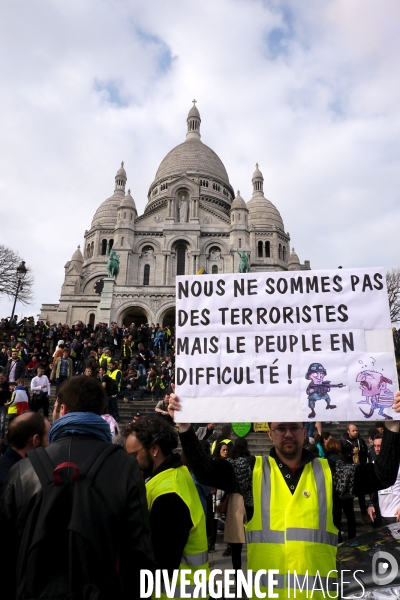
0, 315, 175, 429
0, 314, 400, 599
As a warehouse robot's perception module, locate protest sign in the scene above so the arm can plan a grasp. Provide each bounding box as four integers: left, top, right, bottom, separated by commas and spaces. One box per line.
175, 267, 398, 422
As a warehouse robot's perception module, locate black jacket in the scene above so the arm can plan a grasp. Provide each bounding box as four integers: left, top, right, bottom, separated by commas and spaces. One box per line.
0, 447, 22, 493
0, 435, 155, 600
4, 358, 25, 383
341, 432, 369, 464
147, 453, 193, 576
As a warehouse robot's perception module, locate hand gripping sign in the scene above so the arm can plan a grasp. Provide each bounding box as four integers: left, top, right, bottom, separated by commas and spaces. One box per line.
175, 267, 399, 423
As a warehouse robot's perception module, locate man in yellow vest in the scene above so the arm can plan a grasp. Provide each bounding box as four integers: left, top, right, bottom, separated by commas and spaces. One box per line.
169, 392, 400, 599
106, 360, 122, 420
123, 415, 209, 600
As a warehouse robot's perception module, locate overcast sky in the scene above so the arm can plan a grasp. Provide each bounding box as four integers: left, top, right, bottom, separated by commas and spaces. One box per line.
1, 0, 399, 319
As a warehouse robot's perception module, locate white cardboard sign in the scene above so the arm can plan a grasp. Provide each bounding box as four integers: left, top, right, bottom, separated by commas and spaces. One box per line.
175, 267, 399, 422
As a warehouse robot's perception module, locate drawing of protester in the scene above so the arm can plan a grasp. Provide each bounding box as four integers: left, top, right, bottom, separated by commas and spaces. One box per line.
356, 370, 394, 420
306, 363, 346, 419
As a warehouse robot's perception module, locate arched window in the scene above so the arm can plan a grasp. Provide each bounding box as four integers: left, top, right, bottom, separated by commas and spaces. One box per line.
239, 238, 242, 248
101, 239, 107, 255
258, 241, 263, 257
265, 241, 270, 258
278, 244, 282, 260
212, 265, 218, 274
86, 245, 90, 258
143, 264, 150, 286
177, 245, 186, 275
282, 246, 286, 262
121, 237, 124, 246
109, 239, 114, 251
88, 313, 95, 328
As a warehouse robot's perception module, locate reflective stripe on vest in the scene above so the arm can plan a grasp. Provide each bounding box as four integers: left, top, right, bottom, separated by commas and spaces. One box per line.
146, 465, 209, 600
122, 345, 131, 358
245, 457, 337, 547
244, 455, 338, 599
181, 551, 208, 566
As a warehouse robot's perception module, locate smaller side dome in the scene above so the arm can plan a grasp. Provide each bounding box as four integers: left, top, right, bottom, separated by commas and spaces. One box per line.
71, 246, 83, 263
118, 189, 137, 211
231, 190, 247, 210
288, 247, 301, 271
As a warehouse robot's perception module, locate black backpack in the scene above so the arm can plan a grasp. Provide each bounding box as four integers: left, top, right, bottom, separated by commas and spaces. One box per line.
17, 443, 122, 600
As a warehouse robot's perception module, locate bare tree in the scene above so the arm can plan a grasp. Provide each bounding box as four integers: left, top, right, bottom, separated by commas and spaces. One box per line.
386, 268, 400, 324
0, 245, 34, 307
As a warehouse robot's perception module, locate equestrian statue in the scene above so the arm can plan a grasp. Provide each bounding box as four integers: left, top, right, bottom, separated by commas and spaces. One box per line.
106, 246, 120, 278
237, 249, 250, 273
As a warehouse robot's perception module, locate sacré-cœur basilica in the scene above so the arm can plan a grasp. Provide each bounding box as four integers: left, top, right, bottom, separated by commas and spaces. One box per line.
39, 102, 310, 328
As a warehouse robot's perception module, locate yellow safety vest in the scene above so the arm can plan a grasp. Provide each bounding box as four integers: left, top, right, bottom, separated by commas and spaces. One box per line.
146, 465, 210, 600
211, 438, 231, 455
100, 353, 112, 367
107, 368, 122, 391
121, 344, 131, 358
244, 456, 338, 599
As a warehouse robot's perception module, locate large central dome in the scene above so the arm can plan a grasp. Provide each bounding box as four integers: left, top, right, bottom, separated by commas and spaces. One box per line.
148, 103, 233, 199
154, 139, 230, 184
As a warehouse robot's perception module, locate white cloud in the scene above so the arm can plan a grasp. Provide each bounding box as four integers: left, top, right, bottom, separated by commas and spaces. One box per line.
0, 0, 399, 318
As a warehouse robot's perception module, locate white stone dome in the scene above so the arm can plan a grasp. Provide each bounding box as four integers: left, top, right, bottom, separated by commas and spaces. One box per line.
91, 193, 121, 228
153, 139, 230, 186
231, 191, 247, 210
247, 196, 285, 230
119, 189, 137, 211
288, 247, 301, 269
70, 246, 83, 263
91, 164, 127, 228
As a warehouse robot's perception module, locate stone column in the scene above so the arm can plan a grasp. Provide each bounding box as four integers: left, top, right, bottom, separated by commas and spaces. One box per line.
165, 197, 175, 224
190, 196, 199, 223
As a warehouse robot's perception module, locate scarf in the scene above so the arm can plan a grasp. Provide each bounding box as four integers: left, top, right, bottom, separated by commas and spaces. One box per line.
49, 412, 112, 444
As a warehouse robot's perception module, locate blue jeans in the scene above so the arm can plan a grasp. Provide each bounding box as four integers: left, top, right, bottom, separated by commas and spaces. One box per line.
56, 375, 68, 391
306, 422, 315, 437
138, 364, 147, 386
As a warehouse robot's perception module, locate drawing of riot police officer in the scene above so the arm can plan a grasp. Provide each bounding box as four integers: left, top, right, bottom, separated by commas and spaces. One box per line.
306, 363, 345, 419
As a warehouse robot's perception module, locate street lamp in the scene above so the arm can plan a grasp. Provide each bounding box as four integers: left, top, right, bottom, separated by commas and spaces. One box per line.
10, 261, 27, 321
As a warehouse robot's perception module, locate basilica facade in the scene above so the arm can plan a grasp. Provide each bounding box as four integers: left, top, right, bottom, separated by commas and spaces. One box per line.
40, 103, 310, 327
